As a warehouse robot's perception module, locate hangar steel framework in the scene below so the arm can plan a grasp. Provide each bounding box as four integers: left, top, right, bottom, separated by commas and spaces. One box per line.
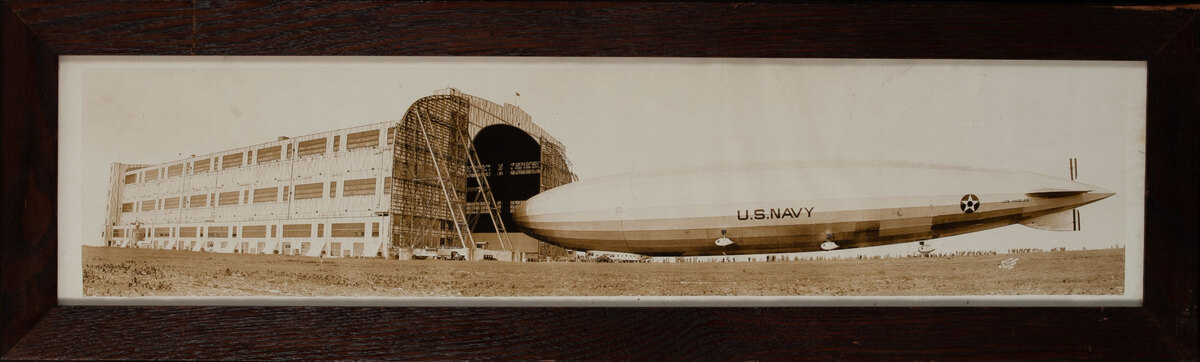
390, 90, 577, 259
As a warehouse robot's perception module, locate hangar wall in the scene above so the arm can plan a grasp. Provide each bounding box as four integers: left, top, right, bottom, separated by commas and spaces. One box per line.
103, 122, 395, 258
102, 89, 575, 260
389, 89, 576, 260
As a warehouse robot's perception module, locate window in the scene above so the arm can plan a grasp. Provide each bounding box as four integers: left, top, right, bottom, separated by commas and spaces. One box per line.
317, 224, 325, 237
297, 138, 326, 157
346, 129, 380, 150
332, 135, 340, 152
383, 177, 392, 194
282, 186, 289, 201
190, 194, 207, 208
154, 228, 170, 237
124, 173, 137, 184
243, 225, 267, 238
294, 183, 322, 200
282, 224, 311, 238
386, 127, 395, 145
111, 229, 124, 237
243, 190, 250, 204
144, 169, 160, 182
332, 223, 365, 237
271, 225, 276, 237
256, 145, 281, 163
208, 226, 229, 238
163, 197, 181, 209
140, 199, 156, 211
194, 158, 211, 173
121, 202, 134, 212
286, 143, 293, 159
178, 227, 197, 238
222, 152, 243, 169
342, 178, 376, 196
372, 223, 380, 237
253, 187, 277, 203
329, 181, 338, 198
218, 191, 239, 206
167, 164, 183, 178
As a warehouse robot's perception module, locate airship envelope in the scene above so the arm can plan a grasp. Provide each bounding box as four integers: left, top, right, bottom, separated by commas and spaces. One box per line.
513, 161, 1113, 256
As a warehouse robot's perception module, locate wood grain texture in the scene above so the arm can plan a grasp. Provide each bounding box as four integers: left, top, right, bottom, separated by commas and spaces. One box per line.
3, 306, 1194, 360
2, 1, 1198, 359
1145, 13, 1200, 355
1, 4, 58, 356
1, 1, 1194, 59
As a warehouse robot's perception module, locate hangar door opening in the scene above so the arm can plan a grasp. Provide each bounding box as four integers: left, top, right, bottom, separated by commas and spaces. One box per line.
469, 124, 541, 233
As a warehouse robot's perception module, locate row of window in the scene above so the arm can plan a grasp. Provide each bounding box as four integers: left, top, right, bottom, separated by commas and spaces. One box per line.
125, 240, 369, 258
110, 222, 381, 239
120, 177, 391, 212
123, 127, 395, 185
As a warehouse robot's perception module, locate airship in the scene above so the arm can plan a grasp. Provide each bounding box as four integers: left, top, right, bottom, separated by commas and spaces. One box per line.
512, 160, 1114, 256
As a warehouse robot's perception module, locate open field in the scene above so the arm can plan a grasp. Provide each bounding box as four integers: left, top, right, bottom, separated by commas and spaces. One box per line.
82, 246, 1124, 297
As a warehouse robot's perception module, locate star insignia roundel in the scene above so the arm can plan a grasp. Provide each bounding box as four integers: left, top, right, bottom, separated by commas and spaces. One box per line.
960, 194, 980, 213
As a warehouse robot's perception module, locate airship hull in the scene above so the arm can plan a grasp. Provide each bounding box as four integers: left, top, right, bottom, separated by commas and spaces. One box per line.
513, 162, 1114, 256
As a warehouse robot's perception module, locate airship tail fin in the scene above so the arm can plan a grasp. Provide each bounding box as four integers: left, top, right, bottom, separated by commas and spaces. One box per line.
1020, 209, 1081, 231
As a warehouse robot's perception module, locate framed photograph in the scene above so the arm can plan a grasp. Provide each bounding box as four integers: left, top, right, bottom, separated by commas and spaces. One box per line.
56, 57, 1143, 306
4, 2, 1197, 359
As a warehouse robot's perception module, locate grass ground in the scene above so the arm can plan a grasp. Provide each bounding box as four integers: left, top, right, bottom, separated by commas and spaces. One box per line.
82, 246, 1124, 297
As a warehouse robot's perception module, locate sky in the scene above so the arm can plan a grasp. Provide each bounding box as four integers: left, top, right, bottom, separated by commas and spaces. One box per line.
60, 57, 1145, 260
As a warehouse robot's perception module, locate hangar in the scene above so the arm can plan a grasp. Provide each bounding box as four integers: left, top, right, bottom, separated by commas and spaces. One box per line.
102, 89, 576, 261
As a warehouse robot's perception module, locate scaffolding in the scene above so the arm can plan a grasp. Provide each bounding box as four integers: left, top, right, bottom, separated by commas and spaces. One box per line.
460, 130, 513, 251
537, 139, 577, 258
391, 95, 475, 252
540, 140, 577, 191
390, 91, 578, 259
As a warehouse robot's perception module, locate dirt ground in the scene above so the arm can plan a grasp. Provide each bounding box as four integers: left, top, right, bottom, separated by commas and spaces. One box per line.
82, 246, 1124, 297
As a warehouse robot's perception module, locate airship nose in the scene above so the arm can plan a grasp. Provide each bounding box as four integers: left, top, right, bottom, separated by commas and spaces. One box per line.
512, 200, 531, 231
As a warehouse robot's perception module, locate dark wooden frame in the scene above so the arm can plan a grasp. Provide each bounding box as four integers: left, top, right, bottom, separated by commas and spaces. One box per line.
3, 2, 1196, 359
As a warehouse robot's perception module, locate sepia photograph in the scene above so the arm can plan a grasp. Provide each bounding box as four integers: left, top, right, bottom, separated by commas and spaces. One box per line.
57, 57, 1145, 305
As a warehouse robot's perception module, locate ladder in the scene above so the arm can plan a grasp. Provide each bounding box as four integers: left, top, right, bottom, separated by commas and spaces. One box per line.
458, 129, 512, 252
412, 107, 475, 256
